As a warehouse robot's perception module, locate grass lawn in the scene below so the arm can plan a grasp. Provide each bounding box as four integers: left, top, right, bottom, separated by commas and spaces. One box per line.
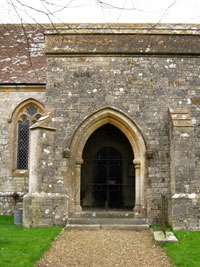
162, 231, 200, 267
0, 215, 63, 267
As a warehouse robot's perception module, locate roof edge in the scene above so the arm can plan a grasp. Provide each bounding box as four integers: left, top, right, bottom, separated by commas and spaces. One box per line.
44, 23, 200, 35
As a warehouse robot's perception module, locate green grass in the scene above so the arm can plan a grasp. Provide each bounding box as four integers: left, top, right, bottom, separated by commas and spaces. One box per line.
0, 216, 63, 267
161, 231, 200, 267
151, 224, 200, 266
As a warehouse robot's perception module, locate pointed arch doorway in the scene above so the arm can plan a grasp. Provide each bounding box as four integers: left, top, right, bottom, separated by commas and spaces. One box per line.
68, 107, 146, 216
81, 124, 135, 210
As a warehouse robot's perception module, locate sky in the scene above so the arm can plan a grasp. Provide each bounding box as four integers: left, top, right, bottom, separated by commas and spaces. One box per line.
0, 0, 200, 24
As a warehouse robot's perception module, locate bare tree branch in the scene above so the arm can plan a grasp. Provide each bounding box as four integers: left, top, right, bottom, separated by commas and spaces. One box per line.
94, 0, 138, 11
156, 0, 179, 24
2, 0, 198, 26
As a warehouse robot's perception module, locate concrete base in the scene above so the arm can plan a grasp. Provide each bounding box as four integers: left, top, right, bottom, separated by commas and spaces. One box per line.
153, 231, 178, 243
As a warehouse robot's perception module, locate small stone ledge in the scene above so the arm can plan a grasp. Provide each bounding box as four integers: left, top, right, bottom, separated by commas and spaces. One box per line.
172, 193, 197, 199
12, 169, 28, 177
153, 231, 178, 244
169, 108, 193, 127
24, 192, 67, 198
30, 112, 56, 131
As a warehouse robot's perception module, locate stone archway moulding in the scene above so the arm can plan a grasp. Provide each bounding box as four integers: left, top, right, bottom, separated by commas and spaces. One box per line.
8, 98, 45, 175
68, 106, 147, 216
9, 98, 45, 123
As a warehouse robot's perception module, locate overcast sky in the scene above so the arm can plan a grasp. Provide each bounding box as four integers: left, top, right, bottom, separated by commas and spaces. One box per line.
0, 0, 200, 24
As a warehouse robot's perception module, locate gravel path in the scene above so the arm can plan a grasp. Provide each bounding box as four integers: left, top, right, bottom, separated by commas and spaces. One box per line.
36, 229, 172, 267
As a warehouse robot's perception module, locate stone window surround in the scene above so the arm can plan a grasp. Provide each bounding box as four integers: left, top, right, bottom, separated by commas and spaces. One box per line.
8, 98, 44, 177
67, 106, 147, 217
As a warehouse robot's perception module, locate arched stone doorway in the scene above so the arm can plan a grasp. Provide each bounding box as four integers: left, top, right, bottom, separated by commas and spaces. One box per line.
68, 107, 146, 217
81, 124, 135, 210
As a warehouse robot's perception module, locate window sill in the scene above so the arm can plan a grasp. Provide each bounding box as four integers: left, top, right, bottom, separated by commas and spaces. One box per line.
12, 169, 29, 177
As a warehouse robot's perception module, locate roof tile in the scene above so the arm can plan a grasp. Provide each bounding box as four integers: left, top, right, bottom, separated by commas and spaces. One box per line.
0, 24, 46, 84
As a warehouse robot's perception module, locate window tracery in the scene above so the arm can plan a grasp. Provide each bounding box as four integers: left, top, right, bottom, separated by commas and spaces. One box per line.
16, 104, 43, 170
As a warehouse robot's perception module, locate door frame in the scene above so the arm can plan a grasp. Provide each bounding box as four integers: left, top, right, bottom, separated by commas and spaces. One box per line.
67, 106, 147, 217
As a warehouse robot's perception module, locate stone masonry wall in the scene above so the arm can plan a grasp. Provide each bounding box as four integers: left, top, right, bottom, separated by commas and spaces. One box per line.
168, 108, 200, 230
1, 25, 200, 229
23, 119, 68, 227
0, 88, 45, 214
45, 50, 200, 224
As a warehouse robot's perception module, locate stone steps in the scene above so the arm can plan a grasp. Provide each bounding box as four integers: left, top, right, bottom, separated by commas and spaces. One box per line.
80, 210, 135, 218
66, 215, 149, 230
66, 224, 149, 230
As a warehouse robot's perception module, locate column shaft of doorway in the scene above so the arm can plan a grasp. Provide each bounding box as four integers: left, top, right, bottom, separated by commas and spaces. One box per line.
75, 160, 83, 213
133, 159, 141, 214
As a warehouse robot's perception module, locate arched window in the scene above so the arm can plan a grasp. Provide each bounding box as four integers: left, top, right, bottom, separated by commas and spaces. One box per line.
16, 104, 43, 170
